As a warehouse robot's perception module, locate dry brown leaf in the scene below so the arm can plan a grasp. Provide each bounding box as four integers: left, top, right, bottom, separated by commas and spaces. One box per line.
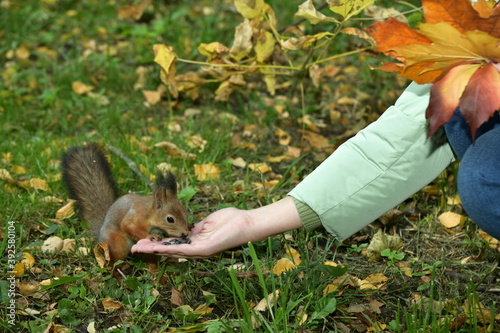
248, 163, 271, 173
171, 287, 184, 307
56, 200, 76, 219
298, 129, 332, 150
253, 290, 280, 312
476, 229, 499, 248
438, 211, 466, 233
102, 297, 122, 311
323, 274, 361, 295
41, 236, 64, 253
117, 0, 151, 20
230, 19, 253, 61
142, 90, 162, 105
94, 242, 110, 268
15, 44, 30, 60
230, 157, 247, 168
19, 281, 40, 295
194, 304, 213, 315
194, 163, 219, 181
446, 194, 462, 206
60, 239, 76, 253
360, 273, 388, 290
274, 128, 291, 146
365, 230, 403, 262
72, 81, 94, 95
187, 135, 207, 153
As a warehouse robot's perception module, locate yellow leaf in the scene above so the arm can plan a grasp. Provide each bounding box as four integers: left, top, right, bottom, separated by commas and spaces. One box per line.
117, 0, 151, 20
234, 0, 265, 19
15, 44, 31, 60
272, 258, 297, 275
360, 273, 388, 290
94, 242, 110, 268
194, 163, 219, 181
254, 290, 280, 311
263, 73, 276, 96
153, 44, 178, 98
142, 90, 162, 105
327, 0, 374, 20
72, 81, 94, 95
438, 211, 466, 231
255, 31, 275, 63
248, 163, 270, 173
102, 297, 122, 311
197, 42, 229, 60
21, 252, 35, 269
296, 0, 338, 24
10, 165, 26, 174
230, 19, 253, 61
286, 247, 302, 265
56, 200, 76, 219
446, 194, 462, 206
187, 135, 207, 153
214, 80, 233, 101
194, 304, 213, 315
13, 262, 25, 276
476, 229, 499, 248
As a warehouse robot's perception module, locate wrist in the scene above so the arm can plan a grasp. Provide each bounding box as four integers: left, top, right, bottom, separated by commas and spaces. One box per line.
246, 196, 303, 242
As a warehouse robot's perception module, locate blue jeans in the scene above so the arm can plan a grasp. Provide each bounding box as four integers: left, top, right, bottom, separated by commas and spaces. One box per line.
444, 110, 500, 239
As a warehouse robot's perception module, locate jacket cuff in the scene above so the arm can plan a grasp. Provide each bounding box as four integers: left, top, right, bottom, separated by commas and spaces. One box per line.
290, 196, 322, 232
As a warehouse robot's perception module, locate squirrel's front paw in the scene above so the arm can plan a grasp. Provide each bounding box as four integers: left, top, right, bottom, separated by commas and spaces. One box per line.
149, 234, 164, 242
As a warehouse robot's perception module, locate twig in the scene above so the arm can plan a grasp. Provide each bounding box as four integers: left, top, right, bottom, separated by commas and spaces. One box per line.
107, 145, 154, 190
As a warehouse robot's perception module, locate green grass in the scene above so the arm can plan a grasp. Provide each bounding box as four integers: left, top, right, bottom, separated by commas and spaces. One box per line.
1, 0, 499, 332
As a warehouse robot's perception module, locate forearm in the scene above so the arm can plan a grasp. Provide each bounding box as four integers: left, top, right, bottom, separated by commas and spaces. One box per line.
245, 196, 303, 242
289, 82, 456, 240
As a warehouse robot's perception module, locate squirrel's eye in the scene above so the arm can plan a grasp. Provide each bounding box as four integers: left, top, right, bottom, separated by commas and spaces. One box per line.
167, 216, 175, 223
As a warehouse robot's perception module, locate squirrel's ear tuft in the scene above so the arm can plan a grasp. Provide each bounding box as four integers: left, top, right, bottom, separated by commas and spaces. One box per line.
155, 172, 177, 197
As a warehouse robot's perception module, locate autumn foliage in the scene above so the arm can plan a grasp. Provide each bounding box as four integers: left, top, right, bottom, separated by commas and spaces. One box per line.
367, 0, 500, 138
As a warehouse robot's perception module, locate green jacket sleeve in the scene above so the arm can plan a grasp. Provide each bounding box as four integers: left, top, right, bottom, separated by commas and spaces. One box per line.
288, 82, 455, 241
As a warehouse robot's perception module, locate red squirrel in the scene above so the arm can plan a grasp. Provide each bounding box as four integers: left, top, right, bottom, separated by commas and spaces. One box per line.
61, 143, 190, 268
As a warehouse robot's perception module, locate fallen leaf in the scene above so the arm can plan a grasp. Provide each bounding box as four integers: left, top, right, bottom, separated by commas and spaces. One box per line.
365, 230, 403, 262
248, 162, 271, 173
360, 273, 388, 290
56, 200, 76, 219
253, 290, 280, 311
438, 211, 466, 232
476, 229, 499, 248
118, 0, 151, 20
72, 81, 94, 95
171, 287, 184, 307
41, 236, 64, 253
142, 90, 162, 105
102, 297, 122, 311
230, 157, 247, 168
194, 163, 219, 181
272, 258, 298, 275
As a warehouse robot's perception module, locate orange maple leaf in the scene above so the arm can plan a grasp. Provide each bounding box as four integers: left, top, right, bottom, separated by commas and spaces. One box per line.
367, 0, 500, 137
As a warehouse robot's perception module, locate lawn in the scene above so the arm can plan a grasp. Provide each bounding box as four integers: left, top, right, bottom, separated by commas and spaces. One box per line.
1, 0, 498, 332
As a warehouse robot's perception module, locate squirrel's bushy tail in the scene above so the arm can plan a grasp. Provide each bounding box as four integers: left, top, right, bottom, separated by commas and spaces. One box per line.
61, 143, 118, 237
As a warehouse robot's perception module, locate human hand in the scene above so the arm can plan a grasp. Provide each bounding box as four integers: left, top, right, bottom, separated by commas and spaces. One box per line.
131, 197, 302, 259
132, 207, 255, 258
